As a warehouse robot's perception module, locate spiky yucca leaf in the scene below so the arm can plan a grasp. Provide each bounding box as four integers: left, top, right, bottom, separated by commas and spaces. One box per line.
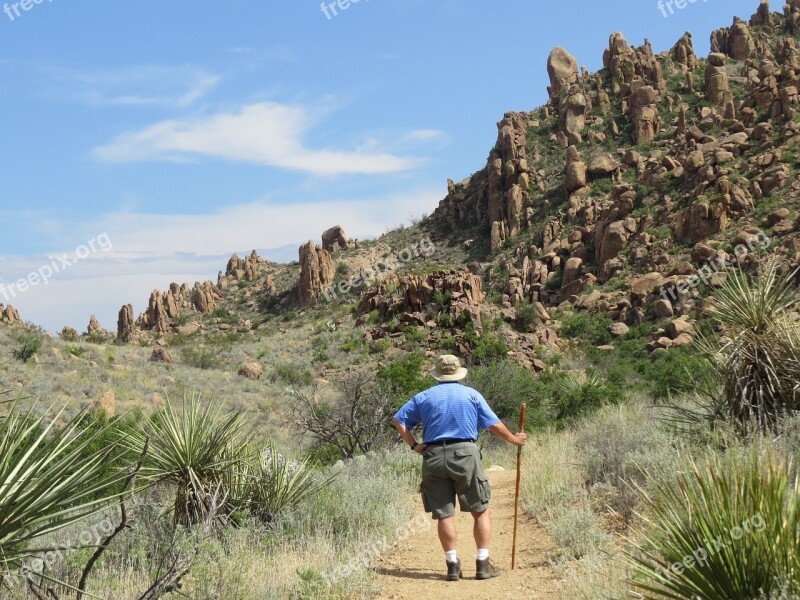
626, 445, 799, 600
695, 261, 800, 431
125, 393, 253, 526
0, 398, 127, 576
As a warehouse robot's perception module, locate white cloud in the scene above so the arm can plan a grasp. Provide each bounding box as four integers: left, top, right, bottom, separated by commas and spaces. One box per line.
43, 64, 220, 108
1, 188, 443, 332
92, 103, 419, 176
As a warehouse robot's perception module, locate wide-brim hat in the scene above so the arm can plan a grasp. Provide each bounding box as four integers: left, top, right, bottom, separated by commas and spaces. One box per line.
430, 354, 468, 382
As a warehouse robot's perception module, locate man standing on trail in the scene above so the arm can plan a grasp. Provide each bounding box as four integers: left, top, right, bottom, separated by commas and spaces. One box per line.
392, 354, 528, 582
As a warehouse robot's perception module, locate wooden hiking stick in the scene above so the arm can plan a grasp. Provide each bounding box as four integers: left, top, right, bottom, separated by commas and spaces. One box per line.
511, 403, 527, 570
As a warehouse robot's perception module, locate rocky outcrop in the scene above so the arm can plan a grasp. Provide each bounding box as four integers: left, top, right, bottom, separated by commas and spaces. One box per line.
298, 241, 336, 307
192, 281, 221, 314
226, 251, 264, 282
604, 33, 665, 96
117, 304, 135, 342
322, 225, 355, 253
629, 82, 660, 144
547, 47, 579, 99
565, 145, 588, 195
140, 290, 170, 334
711, 17, 757, 60
705, 53, 731, 105
87, 315, 103, 336
0, 304, 21, 325
670, 32, 699, 70
363, 269, 485, 330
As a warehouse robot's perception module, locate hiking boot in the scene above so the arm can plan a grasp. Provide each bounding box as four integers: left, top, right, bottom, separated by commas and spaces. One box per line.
446, 559, 462, 581
475, 557, 501, 580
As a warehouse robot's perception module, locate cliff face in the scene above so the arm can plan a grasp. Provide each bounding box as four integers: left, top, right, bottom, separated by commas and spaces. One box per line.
435, 1, 800, 333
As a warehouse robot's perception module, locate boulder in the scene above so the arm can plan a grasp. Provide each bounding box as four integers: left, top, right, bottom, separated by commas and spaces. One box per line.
667, 317, 694, 339
588, 154, 623, 176
238, 363, 263, 381
547, 47, 579, 98
321, 225, 352, 253
150, 348, 174, 364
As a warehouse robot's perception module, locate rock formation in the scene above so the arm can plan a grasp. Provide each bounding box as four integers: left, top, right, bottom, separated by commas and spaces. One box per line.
670, 32, 699, 70
192, 282, 221, 314
238, 363, 263, 380
298, 241, 336, 307
629, 82, 660, 143
547, 47, 579, 99
705, 53, 730, 104
322, 225, 355, 252
0, 304, 21, 325
117, 304, 135, 342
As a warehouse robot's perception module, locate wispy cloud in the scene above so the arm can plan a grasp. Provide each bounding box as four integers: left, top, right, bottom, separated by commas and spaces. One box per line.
92, 102, 420, 175
42, 64, 220, 108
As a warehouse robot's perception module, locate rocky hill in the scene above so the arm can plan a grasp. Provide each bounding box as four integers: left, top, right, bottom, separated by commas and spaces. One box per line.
3, 0, 800, 410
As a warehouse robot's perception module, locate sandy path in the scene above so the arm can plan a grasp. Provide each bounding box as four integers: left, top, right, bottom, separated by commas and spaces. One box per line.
373, 469, 562, 599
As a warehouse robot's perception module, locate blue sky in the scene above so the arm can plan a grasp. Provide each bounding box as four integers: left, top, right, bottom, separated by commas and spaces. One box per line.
0, 0, 760, 331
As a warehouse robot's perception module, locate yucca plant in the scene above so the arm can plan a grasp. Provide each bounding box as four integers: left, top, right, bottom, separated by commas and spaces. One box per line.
626, 445, 799, 599
695, 260, 800, 432
0, 398, 127, 587
126, 393, 254, 527
247, 445, 332, 524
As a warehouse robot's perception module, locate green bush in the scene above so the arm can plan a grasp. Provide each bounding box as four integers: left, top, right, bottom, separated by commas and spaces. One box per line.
515, 301, 540, 333
628, 444, 799, 599
468, 360, 548, 427
180, 345, 223, 370
12, 330, 43, 363
377, 353, 430, 404
550, 370, 625, 426
560, 311, 614, 346
273, 364, 314, 387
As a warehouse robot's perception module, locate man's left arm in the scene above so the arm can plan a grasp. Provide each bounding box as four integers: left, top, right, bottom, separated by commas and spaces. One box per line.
392, 418, 427, 454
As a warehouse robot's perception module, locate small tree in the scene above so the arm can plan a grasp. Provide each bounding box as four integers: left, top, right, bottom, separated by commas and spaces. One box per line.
290, 372, 396, 459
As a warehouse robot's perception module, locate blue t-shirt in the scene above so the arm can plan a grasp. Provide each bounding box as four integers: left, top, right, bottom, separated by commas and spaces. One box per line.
394, 382, 501, 443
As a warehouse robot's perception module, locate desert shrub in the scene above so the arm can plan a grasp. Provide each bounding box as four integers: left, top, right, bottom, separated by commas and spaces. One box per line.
64, 344, 88, 358
547, 504, 611, 560
60, 326, 78, 341
273, 364, 313, 387
468, 359, 548, 426
550, 369, 625, 426
377, 353, 430, 404
628, 444, 799, 599
515, 300, 540, 332
576, 404, 676, 522
180, 345, 223, 370
560, 311, 614, 346
12, 330, 43, 362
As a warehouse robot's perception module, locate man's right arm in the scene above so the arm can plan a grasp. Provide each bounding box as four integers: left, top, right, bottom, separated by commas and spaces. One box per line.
488, 422, 527, 447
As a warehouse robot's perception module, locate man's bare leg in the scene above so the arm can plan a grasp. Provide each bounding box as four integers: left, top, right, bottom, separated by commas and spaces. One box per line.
472, 509, 492, 549
438, 516, 457, 551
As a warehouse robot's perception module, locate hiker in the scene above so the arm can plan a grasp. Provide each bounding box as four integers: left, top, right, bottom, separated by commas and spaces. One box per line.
392, 354, 528, 582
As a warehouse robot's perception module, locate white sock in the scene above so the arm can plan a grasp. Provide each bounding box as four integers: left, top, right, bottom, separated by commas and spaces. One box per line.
445, 550, 458, 563
477, 549, 490, 561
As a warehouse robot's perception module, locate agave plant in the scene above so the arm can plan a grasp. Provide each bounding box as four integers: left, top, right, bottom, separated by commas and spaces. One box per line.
0, 396, 127, 585
695, 260, 800, 432
626, 445, 799, 599
126, 393, 254, 527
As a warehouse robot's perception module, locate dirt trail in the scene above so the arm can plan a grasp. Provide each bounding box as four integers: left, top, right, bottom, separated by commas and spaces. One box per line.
374, 469, 562, 599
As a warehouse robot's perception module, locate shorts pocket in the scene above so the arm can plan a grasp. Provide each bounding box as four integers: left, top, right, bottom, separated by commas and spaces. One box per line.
477, 476, 491, 504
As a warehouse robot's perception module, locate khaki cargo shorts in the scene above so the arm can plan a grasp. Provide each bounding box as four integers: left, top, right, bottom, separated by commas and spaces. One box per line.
420, 441, 491, 520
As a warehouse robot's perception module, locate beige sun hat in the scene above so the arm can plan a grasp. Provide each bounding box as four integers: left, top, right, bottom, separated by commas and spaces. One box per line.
430, 354, 468, 382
